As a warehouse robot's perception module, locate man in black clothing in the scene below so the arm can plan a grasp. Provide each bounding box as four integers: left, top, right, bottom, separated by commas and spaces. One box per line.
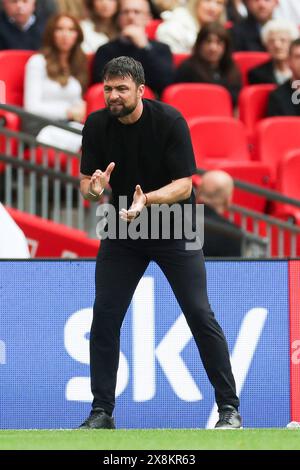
92, 0, 173, 96
79, 56, 241, 430
197, 170, 244, 257
0, 0, 45, 50
267, 38, 300, 116
232, 0, 278, 51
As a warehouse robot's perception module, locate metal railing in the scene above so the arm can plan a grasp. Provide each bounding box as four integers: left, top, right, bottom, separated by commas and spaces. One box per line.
228, 204, 300, 258
0, 104, 93, 232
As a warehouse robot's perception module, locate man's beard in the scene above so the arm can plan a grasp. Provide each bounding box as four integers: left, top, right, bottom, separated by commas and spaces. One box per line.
107, 101, 137, 118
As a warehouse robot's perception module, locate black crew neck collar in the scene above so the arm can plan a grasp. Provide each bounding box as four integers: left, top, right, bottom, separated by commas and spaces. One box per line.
114, 99, 147, 127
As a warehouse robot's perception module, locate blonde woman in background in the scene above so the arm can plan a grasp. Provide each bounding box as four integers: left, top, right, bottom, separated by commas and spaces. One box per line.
156, 0, 226, 53
80, 0, 119, 53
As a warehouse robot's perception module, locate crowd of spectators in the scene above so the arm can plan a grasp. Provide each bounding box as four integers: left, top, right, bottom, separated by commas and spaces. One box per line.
1, 0, 299, 118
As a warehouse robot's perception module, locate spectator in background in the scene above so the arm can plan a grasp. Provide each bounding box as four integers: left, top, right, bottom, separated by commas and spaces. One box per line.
232, 0, 278, 51
156, 0, 226, 54
175, 23, 242, 105
197, 170, 244, 257
248, 19, 298, 85
0, 0, 46, 50
80, 0, 120, 53
0, 0, 57, 21
93, 0, 174, 95
226, 0, 247, 24
267, 38, 300, 116
23, 13, 88, 152
0, 204, 30, 258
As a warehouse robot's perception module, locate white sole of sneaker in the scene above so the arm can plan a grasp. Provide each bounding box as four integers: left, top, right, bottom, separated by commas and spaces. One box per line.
214, 427, 243, 430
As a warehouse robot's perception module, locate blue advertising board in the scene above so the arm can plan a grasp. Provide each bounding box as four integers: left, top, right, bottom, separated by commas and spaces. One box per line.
0, 260, 290, 429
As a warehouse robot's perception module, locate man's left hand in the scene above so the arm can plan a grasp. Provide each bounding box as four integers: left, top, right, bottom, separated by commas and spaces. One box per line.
119, 185, 147, 222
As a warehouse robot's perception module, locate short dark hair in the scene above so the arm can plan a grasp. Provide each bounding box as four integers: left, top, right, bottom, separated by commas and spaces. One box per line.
289, 38, 300, 56
102, 56, 145, 86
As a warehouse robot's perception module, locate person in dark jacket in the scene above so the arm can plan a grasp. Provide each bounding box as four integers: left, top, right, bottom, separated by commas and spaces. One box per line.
232, 0, 278, 51
0, 0, 45, 50
248, 18, 298, 85
174, 22, 242, 106
197, 170, 244, 257
267, 38, 300, 116
92, 0, 174, 95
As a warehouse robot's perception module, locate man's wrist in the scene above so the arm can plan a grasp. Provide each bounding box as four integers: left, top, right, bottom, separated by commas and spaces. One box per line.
88, 186, 104, 201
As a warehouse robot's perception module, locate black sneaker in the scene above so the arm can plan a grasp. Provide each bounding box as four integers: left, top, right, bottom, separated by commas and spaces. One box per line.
214, 405, 242, 429
79, 408, 115, 429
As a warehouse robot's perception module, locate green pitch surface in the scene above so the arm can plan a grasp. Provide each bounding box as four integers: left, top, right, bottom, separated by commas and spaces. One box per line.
0, 429, 300, 450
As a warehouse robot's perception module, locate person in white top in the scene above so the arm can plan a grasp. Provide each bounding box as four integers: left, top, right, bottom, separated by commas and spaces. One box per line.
24, 13, 89, 152
81, 0, 120, 53
156, 0, 226, 53
274, 0, 300, 26
0, 204, 30, 258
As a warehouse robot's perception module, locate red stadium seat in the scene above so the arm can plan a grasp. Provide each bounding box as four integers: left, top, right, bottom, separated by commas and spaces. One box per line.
273, 149, 300, 223
254, 117, 300, 183
0, 50, 36, 153
172, 53, 190, 67
188, 116, 250, 164
238, 84, 277, 138
85, 83, 156, 116
161, 83, 233, 120
188, 117, 272, 211
0, 50, 36, 105
0, 50, 80, 175
145, 19, 163, 40
6, 207, 99, 258
233, 51, 271, 86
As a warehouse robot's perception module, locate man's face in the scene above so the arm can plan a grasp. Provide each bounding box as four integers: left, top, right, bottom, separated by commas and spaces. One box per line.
118, 0, 150, 29
289, 45, 300, 80
103, 75, 144, 118
3, 0, 36, 26
247, 0, 278, 23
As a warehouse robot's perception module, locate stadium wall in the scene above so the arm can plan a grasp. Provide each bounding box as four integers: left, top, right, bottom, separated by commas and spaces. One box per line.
0, 259, 298, 429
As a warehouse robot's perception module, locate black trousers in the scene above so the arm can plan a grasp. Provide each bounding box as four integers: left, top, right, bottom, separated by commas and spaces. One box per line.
91, 238, 239, 415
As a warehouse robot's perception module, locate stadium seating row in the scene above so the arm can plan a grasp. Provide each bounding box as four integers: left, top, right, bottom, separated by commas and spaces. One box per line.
6, 207, 99, 258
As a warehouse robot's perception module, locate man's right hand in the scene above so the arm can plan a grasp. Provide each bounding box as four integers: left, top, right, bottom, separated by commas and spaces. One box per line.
89, 162, 115, 195
121, 25, 149, 49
